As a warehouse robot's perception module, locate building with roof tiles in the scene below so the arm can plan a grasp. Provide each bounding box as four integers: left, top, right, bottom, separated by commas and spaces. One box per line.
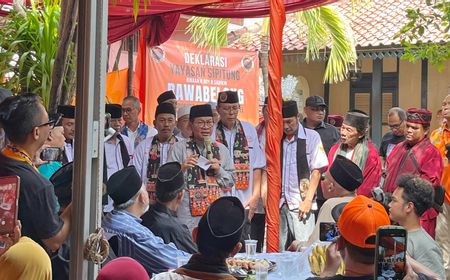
229, 0, 450, 145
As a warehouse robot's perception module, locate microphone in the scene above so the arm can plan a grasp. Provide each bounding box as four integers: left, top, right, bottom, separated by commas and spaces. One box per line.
104, 127, 116, 142
204, 136, 213, 160
104, 112, 117, 142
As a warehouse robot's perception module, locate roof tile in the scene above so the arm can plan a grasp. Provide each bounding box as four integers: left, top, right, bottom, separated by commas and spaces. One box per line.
229, 0, 446, 51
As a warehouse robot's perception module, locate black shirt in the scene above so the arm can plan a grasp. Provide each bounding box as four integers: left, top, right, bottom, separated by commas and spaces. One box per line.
0, 153, 63, 247
302, 119, 340, 155
307, 275, 372, 280
379, 132, 405, 159
141, 202, 197, 254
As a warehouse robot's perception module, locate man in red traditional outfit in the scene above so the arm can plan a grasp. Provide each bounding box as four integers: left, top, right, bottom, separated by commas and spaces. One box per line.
384, 108, 443, 238
430, 94, 450, 279
327, 111, 382, 197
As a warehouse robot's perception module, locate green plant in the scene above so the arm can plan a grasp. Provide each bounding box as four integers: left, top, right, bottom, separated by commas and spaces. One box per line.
186, 6, 357, 84
396, 0, 450, 71
0, 0, 70, 107
186, 17, 230, 49
296, 6, 357, 83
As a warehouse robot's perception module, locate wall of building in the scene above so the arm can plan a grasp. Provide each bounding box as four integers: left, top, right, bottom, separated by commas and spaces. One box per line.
428, 60, 450, 129
282, 59, 325, 98
329, 80, 350, 115
398, 59, 422, 110
281, 56, 449, 131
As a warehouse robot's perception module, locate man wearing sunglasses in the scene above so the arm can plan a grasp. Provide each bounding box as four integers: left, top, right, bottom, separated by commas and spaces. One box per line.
0, 93, 72, 265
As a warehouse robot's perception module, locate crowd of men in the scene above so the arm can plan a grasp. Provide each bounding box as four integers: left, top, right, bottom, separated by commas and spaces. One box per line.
0, 87, 449, 280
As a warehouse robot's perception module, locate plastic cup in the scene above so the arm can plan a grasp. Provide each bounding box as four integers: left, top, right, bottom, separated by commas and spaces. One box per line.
255, 263, 269, 280
245, 239, 257, 258
276, 254, 297, 279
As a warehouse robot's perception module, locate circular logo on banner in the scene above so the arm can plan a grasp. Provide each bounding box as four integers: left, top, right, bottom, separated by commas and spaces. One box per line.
241, 55, 255, 72
150, 46, 165, 62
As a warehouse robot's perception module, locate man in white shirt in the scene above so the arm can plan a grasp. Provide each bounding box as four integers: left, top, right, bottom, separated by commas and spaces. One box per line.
132, 103, 178, 204
57, 105, 75, 164
305, 155, 362, 247
121, 96, 157, 148
103, 104, 134, 212
176, 105, 192, 141
212, 90, 265, 250
279, 100, 328, 250
104, 104, 134, 178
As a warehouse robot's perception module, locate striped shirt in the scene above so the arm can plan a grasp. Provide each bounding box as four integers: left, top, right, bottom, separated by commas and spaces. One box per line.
102, 210, 189, 275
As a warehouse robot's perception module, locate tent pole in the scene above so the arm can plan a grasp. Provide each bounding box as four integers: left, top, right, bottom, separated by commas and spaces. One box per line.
265, 0, 286, 253
70, 0, 107, 279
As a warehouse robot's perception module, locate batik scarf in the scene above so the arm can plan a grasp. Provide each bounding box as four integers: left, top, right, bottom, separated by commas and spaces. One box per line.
336, 138, 369, 172
2, 145, 37, 171
146, 135, 177, 203
121, 122, 149, 148
215, 120, 250, 190
186, 139, 221, 216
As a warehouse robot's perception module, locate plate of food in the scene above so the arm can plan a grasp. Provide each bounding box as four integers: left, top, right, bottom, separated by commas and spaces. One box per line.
226, 257, 276, 279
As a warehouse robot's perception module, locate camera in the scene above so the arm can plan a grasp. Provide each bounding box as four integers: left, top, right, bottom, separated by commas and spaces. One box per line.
372, 187, 392, 211
40, 147, 62, 162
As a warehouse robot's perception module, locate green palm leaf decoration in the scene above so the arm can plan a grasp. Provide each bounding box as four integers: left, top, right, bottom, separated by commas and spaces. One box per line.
296, 6, 357, 83
186, 6, 357, 84
186, 17, 230, 50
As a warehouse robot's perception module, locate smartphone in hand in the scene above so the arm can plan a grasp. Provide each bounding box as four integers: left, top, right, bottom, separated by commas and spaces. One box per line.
374, 225, 407, 280
0, 176, 20, 235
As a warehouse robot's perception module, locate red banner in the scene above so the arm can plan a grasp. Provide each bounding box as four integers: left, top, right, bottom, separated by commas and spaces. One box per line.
144, 40, 260, 124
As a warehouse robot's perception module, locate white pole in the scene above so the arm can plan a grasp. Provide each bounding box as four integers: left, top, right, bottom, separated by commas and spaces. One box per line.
70, 0, 107, 278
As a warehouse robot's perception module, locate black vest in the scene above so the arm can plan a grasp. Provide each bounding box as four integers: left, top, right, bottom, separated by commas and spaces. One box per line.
281, 127, 310, 185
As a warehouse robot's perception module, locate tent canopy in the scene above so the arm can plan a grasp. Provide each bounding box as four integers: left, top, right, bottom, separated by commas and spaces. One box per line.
107, 0, 337, 43
1, 0, 337, 43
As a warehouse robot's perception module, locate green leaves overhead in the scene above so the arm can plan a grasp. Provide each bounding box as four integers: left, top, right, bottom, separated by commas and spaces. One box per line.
296, 6, 357, 84
186, 6, 357, 84
396, 0, 450, 71
186, 17, 230, 50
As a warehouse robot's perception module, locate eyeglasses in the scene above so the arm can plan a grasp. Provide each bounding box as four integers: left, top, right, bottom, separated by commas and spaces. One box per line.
220, 105, 240, 113
37, 116, 60, 129
193, 120, 214, 128
389, 120, 404, 129
122, 108, 134, 114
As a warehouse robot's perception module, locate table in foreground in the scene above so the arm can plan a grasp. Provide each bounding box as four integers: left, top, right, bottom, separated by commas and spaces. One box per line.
234, 250, 315, 279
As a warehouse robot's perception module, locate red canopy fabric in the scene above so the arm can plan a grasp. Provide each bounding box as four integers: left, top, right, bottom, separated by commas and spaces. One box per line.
183, 0, 337, 18
107, 0, 338, 43
1, 0, 338, 44
265, 0, 285, 253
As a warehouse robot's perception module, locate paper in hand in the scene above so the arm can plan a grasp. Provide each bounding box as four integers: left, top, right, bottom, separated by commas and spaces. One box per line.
196, 155, 211, 171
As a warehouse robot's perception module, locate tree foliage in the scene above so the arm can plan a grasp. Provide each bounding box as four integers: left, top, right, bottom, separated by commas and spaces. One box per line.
396, 0, 450, 71
186, 17, 230, 49
295, 6, 357, 83
0, 0, 75, 108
